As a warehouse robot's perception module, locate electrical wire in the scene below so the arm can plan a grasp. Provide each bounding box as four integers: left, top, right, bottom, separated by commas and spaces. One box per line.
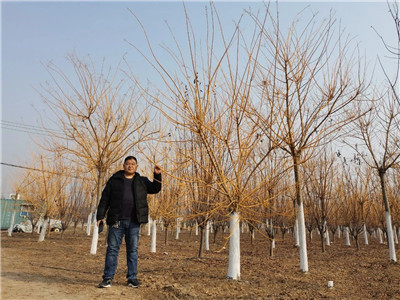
0, 162, 87, 179
0, 120, 63, 136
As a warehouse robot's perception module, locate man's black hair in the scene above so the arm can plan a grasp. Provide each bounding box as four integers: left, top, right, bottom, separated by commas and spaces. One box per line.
124, 156, 137, 163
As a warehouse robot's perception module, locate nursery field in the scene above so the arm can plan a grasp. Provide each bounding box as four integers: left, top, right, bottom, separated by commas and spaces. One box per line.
1, 226, 399, 299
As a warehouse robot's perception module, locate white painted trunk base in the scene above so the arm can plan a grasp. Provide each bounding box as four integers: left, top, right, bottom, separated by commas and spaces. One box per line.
148, 217, 152, 236
90, 221, 99, 254
324, 222, 330, 246
297, 202, 308, 272
227, 212, 240, 280
86, 213, 92, 236
150, 221, 157, 253
175, 218, 181, 240
38, 217, 50, 242
205, 221, 210, 251
385, 212, 397, 262
363, 224, 369, 245
8, 211, 16, 237
378, 228, 384, 244
345, 227, 351, 246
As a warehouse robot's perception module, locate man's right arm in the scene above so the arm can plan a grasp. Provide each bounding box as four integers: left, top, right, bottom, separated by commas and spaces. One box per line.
96, 179, 111, 221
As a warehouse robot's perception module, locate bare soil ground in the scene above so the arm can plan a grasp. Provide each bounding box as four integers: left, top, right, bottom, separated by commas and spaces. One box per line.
1, 226, 399, 299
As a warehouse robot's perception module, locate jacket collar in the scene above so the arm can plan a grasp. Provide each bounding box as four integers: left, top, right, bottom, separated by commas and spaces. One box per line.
113, 170, 140, 179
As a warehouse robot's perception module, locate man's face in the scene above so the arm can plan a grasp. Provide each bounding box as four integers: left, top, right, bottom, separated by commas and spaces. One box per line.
123, 159, 138, 176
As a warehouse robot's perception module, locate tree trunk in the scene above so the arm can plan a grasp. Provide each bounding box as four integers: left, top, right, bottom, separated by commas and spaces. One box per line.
164, 224, 169, 245
198, 226, 204, 258
227, 211, 240, 280
175, 218, 181, 240
325, 222, 330, 246
378, 228, 384, 244
378, 170, 397, 262
293, 159, 308, 272
293, 219, 300, 247
8, 211, 16, 237
213, 226, 219, 244
363, 223, 369, 245
345, 227, 351, 246
150, 220, 157, 253
148, 217, 152, 236
86, 213, 92, 236
205, 220, 210, 251
269, 238, 275, 257
320, 227, 325, 253
90, 168, 104, 255
354, 234, 360, 251
38, 217, 50, 242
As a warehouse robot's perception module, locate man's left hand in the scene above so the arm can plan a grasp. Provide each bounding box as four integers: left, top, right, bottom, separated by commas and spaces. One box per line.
154, 165, 162, 174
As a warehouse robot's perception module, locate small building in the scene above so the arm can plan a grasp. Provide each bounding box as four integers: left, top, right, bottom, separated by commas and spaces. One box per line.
1, 198, 33, 230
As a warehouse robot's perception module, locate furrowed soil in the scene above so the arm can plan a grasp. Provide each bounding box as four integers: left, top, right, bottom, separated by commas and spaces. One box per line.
1, 226, 399, 300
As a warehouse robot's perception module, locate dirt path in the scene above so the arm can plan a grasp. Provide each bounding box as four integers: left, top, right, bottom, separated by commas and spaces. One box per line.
1, 228, 399, 299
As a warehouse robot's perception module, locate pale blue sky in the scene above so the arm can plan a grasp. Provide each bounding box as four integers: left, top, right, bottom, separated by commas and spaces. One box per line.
1, 1, 397, 196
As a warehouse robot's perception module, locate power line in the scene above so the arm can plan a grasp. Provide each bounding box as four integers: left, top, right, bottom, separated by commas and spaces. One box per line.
1, 120, 62, 132
1, 120, 72, 140
0, 162, 88, 180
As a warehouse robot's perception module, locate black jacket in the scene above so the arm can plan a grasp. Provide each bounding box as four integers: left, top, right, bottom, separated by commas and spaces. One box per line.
96, 170, 161, 225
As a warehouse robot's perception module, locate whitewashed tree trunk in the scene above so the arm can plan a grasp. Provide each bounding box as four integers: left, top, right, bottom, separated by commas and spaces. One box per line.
195, 221, 199, 236
394, 226, 399, 244
150, 220, 157, 253
147, 217, 152, 236
378, 228, 384, 244
297, 202, 308, 272
325, 223, 330, 246
337, 226, 341, 239
175, 218, 181, 240
8, 211, 16, 237
205, 220, 210, 251
294, 218, 299, 247
86, 213, 92, 236
227, 212, 240, 280
160, 219, 164, 231
90, 221, 99, 254
38, 217, 50, 242
272, 239, 276, 249
363, 223, 369, 245
345, 227, 351, 246
37, 219, 42, 234
385, 212, 397, 262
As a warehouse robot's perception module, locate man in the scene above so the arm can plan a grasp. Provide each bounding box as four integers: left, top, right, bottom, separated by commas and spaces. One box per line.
97, 156, 162, 288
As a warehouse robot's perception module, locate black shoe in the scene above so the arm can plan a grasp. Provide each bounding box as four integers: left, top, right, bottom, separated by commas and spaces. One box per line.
127, 278, 141, 288
98, 278, 112, 288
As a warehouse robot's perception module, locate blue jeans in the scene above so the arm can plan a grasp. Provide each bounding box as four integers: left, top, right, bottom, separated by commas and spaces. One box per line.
103, 220, 140, 280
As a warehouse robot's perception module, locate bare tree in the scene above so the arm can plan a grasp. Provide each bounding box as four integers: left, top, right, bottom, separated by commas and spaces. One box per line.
127, 3, 278, 280
249, 7, 368, 272
373, 1, 400, 105
339, 162, 374, 251
348, 90, 399, 261
304, 149, 336, 252
37, 54, 158, 254
21, 153, 71, 242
